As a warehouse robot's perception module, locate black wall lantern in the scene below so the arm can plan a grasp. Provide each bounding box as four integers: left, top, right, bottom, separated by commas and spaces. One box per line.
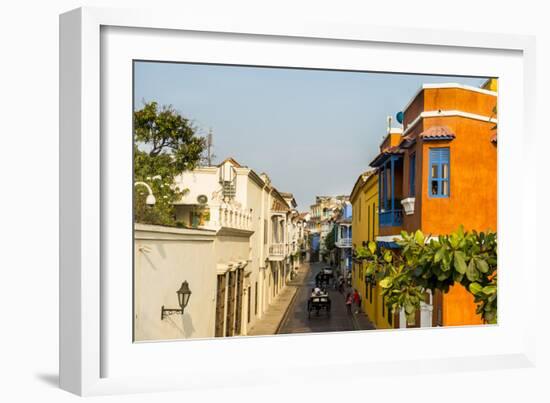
161, 281, 192, 320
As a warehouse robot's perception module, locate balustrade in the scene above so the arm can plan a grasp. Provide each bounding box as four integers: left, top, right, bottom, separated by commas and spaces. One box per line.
209, 204, 252, 230
379, 209, 403, 227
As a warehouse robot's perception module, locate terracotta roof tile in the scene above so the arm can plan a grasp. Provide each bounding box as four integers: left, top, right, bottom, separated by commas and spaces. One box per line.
419, 125, 455, 139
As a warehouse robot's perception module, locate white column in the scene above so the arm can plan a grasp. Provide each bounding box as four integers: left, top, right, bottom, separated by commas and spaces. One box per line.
209, 203, 221, 228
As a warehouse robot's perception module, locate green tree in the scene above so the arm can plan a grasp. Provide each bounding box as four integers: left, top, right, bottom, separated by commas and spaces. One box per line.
134, 101, 206, 225
355, 227, 497, 325
323, 229, 336, 252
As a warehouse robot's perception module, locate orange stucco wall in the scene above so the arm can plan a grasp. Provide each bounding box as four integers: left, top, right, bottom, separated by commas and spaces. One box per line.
401, 86, 497, 326
403, 86, 496, 133
419, 116, 497, 235
442, 284, 484, 326
380, 132, 403, 151
423, 88, 496, 117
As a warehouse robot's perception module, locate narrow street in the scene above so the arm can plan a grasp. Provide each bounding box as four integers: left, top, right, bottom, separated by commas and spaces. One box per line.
277, 262, 357, 334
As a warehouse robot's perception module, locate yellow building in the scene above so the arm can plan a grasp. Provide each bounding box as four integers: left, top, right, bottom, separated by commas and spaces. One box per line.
350, 170, 395, 329
481, 78, 498, 92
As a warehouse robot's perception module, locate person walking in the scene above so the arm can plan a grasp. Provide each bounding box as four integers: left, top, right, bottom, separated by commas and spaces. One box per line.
338, 275, 345, 294
345, 292, 353, 314
353, 289, 361, 314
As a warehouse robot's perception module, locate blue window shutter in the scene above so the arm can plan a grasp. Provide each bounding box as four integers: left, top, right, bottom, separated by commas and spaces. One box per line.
430, 148, 449, 163
429, 148, 450, 198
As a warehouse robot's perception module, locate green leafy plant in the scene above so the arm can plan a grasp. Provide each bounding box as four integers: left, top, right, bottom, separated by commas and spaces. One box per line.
353, 227, 497, 325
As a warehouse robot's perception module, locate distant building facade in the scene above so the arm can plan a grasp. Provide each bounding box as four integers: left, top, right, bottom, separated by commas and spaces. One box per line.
334, 201, 352, 272
307, 195, 349, 263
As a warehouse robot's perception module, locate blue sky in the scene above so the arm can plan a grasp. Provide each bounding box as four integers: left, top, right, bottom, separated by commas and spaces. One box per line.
134, 62, 487, 210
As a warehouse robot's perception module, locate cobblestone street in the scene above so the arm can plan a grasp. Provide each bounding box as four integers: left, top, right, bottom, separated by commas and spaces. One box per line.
277, 262, 374, 334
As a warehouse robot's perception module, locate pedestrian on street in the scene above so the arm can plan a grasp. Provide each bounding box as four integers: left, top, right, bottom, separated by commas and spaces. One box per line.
345, 292, 352, 314
353, 289, 361, 314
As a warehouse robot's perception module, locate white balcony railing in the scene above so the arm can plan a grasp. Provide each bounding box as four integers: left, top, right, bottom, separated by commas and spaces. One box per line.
207, 203, 253, 231
269, 243, 285, 257
336, 237, 352, 248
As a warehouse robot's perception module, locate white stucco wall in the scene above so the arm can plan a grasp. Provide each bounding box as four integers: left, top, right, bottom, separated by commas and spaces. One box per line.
174, 167, 219, 205
244, 176, 267, 327
134, 224, 217, 341
234, 170, 249, 207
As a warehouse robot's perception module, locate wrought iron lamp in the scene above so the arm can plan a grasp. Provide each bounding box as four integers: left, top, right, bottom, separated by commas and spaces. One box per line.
161, 281, 192, 320
134, 181, 156, 205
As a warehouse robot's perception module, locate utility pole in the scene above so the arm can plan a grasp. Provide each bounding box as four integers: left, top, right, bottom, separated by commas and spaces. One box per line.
207, 129, 214, 166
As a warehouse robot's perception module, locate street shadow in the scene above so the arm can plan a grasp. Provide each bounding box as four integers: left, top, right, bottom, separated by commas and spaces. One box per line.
156, 243, 167, 259
183, 312, 196, 338
142, 250, 160, 271
35, 372, 59, 388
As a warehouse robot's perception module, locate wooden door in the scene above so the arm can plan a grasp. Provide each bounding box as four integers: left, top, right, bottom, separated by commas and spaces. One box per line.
273, 265, 278, 296
215, 274, 226, 337
225, 271, 236, 337
234, 268, 244, 336
247, 286, 252, 324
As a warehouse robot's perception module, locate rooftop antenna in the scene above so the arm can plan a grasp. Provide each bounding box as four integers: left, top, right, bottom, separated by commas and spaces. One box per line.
386, 115, 392, 134
206, 129, 215, 166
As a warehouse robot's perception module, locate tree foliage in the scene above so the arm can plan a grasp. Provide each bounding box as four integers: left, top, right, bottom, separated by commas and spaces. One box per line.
134, 101, 206, 225
355, 227, 497, 325
323, 228, 336, 252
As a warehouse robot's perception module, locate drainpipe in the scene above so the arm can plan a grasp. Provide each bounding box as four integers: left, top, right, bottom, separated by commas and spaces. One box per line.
380, 167, 383, 212
259, 182, 269, 263
259, 181, 270, 316
391, 157, 395, 215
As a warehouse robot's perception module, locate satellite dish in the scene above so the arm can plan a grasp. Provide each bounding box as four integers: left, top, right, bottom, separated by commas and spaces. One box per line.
396, 111, 404, 124
197, 194, 208, 204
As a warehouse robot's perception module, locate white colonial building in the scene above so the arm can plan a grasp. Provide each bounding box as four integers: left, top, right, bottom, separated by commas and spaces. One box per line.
134, 157, 306, 341
279, 193, 308, 279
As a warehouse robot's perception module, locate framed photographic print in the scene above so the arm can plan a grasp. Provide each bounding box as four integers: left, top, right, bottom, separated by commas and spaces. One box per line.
60, 6, 537, 396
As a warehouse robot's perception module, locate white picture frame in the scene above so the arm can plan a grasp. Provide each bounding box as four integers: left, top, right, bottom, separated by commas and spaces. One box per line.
60, 6, 537, 396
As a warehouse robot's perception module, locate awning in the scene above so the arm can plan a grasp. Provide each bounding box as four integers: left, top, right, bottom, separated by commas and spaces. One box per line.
376, 241, 401, 249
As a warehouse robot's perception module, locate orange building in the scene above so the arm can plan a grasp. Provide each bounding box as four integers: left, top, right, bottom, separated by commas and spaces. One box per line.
369, 82, 497, 327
